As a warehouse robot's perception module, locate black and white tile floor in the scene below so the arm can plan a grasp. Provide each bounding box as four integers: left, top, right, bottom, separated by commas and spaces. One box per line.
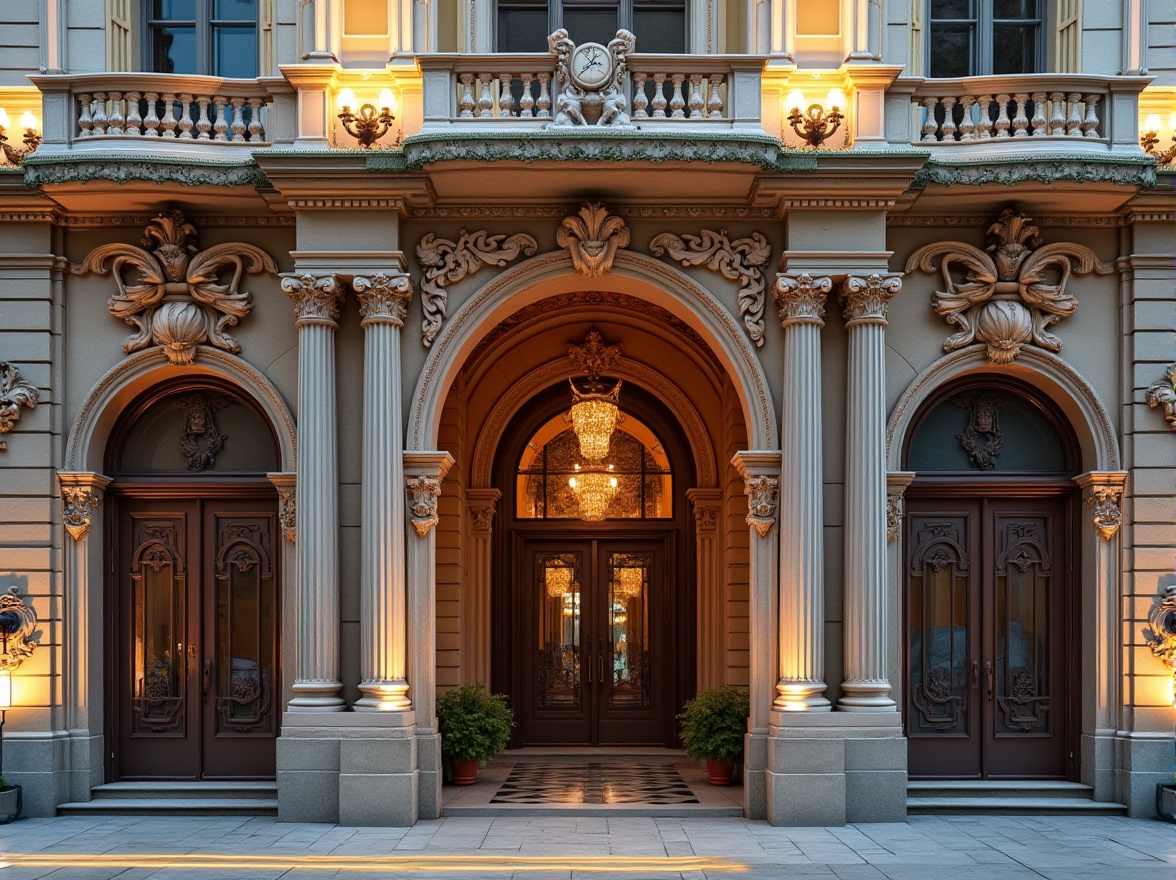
490, 763, 700, 805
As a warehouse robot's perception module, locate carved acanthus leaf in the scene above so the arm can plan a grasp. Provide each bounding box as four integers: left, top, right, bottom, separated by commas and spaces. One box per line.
62, 485, 102, 541
905, 208, 1112, 364
1083, 483, 1124, 541
1146, 364, 1176, 428
280, 273, 345, 326
840, 273, 902, 324
416, 229, 538, 346
557, 202, 630, 278
354, 273, 413, 327
650, 229, 771, 347
407, 475, 443, 537
0, 362, 39, 451
774, 273, 831, 326
73, 209, 277, 365
0, 587, 37, 671
743, 474, 778, 537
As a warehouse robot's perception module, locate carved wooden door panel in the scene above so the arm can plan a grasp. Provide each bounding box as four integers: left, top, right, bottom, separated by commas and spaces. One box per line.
114, 496, 279, 780
905, 496, 1071, 779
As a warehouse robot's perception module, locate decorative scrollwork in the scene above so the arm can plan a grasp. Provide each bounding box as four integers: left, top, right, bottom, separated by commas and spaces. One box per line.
62, 485, 102, 541
650, 229, 771, 348
1146, 364, 1176, 427
1083, 484, 1123, 541
905, 208, 1112, 364
73, 209, 277, 365
0, 362, 39, 451
912, 666, 965, 730
557, 202, 630, 278
406, 474, 443, 536
742, 474, 778, 537
548, 29, 636, 129
0, 588, 37, 671
416, 229, 537, 346
997, 668, 1050, 732
774, 273, 831, 326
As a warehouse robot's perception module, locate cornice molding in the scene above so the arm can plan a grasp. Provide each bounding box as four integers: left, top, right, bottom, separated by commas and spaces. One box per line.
911, 155, 1156, 189
22, 155, 269, 188
407, 205, 780, 218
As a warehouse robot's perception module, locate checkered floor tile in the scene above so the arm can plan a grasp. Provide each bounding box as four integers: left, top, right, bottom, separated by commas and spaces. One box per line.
490, 763, 699, 804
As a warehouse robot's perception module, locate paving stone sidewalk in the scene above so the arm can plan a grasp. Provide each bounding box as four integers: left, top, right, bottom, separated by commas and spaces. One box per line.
0, 814, 1172, 879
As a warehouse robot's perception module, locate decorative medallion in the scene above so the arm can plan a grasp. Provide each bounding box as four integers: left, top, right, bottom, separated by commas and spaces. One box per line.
416, 229, 538, 347
1146, 364, 1176, 427
905, 208, 1112, 364
0, 362, 39, 450
650, 229, 771, 348
548, 29, 636, 128
956, 394, 1005, 470
175, 393, 229, 471
557, 203, 630, 278
73, 209, 277, 365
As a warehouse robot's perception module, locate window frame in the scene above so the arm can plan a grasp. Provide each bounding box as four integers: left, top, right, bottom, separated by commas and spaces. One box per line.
925, 0, 1046, 78
495, 0, 688, 53
144, 0, 260, 77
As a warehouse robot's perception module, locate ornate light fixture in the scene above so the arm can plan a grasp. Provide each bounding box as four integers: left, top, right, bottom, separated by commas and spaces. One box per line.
1141, 113, 1176, 165
336, 88, 397, 149
546, 564, 574, 598
785, 88, 845, 148
568, 466, 619, 522
0, 108, 39, 165
614, 567, 643, 599
567, 328, 623, 462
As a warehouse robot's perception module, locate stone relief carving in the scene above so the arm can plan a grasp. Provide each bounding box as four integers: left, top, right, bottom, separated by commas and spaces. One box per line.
840, 273, 902, 323
1145, 584, 1176, 697
1146, 364, 1176, 428
0, 362, 39, 451
63, 484, 103, 541
281, 273, 346, 325
175, 393, 229, 470
1082, 483, 1124, 541
886, 496, 903, 543
416, 230, 538, 347
354, 273, 412, 327
73, 209, 277, 365
650, 229, 771, 348
692, 503, 719, 532
558, 202, 630, 278
406, 475, 443, 537
548, 29, 636, 129
743, 474, 778, 537
774, 273, 831, 326
0, 587, 37, 671
905, 208, 1112, 364
469, 505, 496, 531
956, 394, 1005, 470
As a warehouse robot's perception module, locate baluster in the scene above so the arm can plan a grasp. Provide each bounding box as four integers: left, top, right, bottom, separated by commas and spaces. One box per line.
651, 74, 668, 117
195, 96, 212, 139
77, 93, 94, 138
975, 95, 993, 139
106, 92, 124, 135
536, 73, 552, 118
669, 74, 686, 118
248, 97, 265, 141
519, 73, 535, 117
921, 96, 939, 141
477, 73, 493, 117
142, 92, 160, 136
958, 95, 976, 140
459, 74, 476, 117
688, 74, 704, 118
177, 94, 193, 139
91, 92, 108, 135
213, 96, 230, 140
229, 97, 246, 141
498, 73, 514, 117
940, 96, 957, 141
632, 73, 649, 118
1081, 94, 1100, 138
1011, 93, 1029, 137
707, 74, 724, 119
124, 92, 142, 136
1065, 92, 1082, 135
1047, 92, 1066, 135
1029, 91, 1046, 136
993, 93, 1011, 137
159, 93, 177, 137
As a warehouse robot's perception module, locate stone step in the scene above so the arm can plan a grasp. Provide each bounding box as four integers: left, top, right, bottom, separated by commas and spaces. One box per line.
88, 781, 277, 801
56, 798, 278, 817
907, 796, 1128, 817
907, 780, 1096, 800
444, 803, 742, 818
491, 748, 690, 765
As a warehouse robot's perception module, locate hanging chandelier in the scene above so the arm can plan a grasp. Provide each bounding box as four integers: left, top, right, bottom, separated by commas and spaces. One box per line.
567, 328, 623, 463
568, 466, 619, 522
614, 567, 643, 599
545, 564, 574, 598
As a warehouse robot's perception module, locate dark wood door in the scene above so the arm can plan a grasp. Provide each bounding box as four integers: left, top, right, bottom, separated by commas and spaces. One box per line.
905, 495, 1073, 779
517, 537, 669, 746
113, 496, 279, 780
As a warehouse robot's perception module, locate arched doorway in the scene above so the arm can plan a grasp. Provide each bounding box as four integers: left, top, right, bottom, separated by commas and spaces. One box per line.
902, 376, 1080, 780
104, 377, 282, 780
492, 380, 696, 747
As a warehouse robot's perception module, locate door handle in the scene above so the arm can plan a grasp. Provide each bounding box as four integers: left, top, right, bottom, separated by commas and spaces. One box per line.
984, 661, 993, 699
599, 635, 606, 686
202, 659, 212, 703
584, 645, 591, 685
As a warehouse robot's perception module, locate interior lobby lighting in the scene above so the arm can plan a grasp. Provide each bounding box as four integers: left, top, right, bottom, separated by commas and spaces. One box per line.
569, 383, 621, 461
0, 108, 40, 164
1141, 113, 1176, 165
568, 466, 618, 522
545, 565, 573, 598
615, 567, 643, 599
785, 88, 845, 148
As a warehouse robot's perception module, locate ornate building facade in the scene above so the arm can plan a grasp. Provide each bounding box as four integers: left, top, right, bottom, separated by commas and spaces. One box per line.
0, 0, 1172, 826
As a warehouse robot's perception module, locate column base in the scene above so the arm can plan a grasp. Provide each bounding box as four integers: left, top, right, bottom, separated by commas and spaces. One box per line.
354, 679, 412, 712
774, 680, 831, 712
837, 681, 897, 712
288, 679, 346, 711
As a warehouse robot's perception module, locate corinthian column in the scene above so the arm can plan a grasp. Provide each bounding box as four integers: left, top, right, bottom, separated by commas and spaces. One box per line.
354, 273, 414, 711
838, 273, 901, 711
773, 273, 832, 712
281, 273, 346, 710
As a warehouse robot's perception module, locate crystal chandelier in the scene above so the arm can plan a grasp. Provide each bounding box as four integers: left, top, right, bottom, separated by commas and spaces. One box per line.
616, 567, 643, 599
567, 328, 623, 463
568, 467, 619, 522
546, 564, 574, 598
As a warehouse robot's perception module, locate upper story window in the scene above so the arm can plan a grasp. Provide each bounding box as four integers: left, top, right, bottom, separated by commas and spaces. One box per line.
497, 0, 686, 53
148, 0, 258, 78
928, 0, 1043, 77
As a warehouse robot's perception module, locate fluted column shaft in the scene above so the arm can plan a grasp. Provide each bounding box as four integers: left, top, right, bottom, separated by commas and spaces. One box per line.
282, 273, 346, 710
838, 274, 901, 711
354, 274, 414, 711
465, 489, 501, 687
773, 274, 831, 712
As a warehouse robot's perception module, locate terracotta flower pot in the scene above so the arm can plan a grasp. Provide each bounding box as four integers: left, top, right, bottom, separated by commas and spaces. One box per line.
706, 758, 733, 786
451, 758, 479, 786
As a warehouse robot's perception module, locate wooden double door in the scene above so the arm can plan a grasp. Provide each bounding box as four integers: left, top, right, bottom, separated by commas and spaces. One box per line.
110, 494, 279, 780
904, 493, 1075, 779
515, 537, 673, 746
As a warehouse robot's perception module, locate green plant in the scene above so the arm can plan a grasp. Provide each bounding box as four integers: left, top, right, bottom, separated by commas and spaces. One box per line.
677, 685, 750, 764
436, 684, 514, 767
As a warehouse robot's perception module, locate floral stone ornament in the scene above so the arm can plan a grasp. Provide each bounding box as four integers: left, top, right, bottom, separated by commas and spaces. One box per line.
1146, 364, 1176, 428
905, 208, 1112, 364
0, 362, 39, 451
73, 209, 278, 365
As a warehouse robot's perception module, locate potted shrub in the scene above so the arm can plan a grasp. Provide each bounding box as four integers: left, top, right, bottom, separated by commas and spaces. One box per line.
677, 685, 750, 786
436, 684, 514, 785
0, 777, 21, 824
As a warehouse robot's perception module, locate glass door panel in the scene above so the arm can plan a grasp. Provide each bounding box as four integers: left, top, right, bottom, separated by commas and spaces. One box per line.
606, 552, 651, 709
537, 553, 582, 709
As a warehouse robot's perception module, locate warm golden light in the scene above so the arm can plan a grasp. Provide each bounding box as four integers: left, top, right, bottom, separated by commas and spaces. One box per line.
336, 87, 358, 111
785, 89, 806, 111
569, 395, 620, 461
826, 89, 846, 110
378, 89, 397, 113
1145, 113, 1162, 132
546, 565, 573, 598
0, 108, 9, 128
615, 567, 643, 599
0, 671, 11, 711
18, 111, 36, 131
568, 470, 619, 522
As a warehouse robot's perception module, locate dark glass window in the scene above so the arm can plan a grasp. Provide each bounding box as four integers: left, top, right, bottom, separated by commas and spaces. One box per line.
149, 0, 258, 77
928, 0, 1041, 77
497, 0, 686, 52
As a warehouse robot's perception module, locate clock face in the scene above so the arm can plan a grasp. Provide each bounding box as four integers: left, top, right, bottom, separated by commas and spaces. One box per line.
570, 43, 612, 90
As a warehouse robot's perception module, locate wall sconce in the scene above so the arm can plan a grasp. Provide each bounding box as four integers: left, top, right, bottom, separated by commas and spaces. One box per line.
1141, 113, 1176, 165
0, 108, 40, 165
785, 88, 845, 148
336, 88, 397, 149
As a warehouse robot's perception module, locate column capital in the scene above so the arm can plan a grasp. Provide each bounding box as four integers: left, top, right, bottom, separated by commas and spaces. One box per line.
774, 273, 831, 328
886, 471, 916, 543
742, 474, 779, 538
686, 488, 722, 532
1073, 471, 1128, 541
58, 471, 111, 541
281, 273, 345, 328
840, 273, 902, 327
354, 273, 413, 328
267, 472, 297, 543
467, 488, 502, 535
